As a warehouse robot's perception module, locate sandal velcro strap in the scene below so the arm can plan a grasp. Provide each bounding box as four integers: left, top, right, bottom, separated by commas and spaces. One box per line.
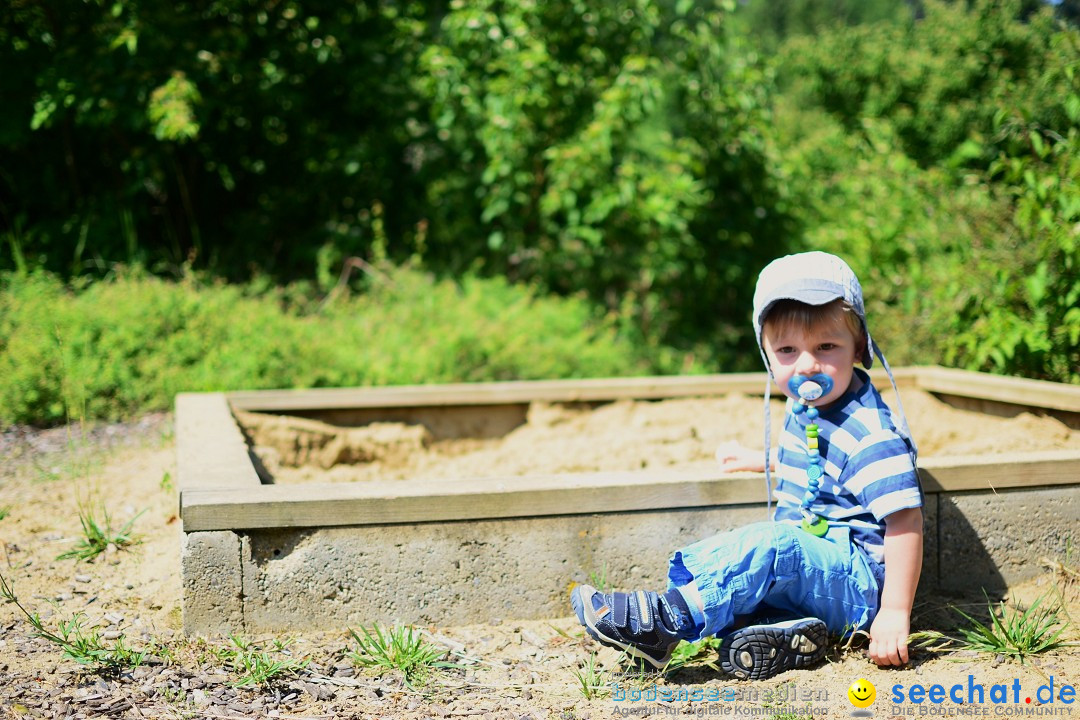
610, 591, 629, 628
631, 590, 656, 632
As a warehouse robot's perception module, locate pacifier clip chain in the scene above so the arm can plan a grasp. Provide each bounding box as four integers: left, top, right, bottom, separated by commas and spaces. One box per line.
788, 374, 834, 538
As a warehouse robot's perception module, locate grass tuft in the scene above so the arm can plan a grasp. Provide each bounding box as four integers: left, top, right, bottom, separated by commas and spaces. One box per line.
346, 623, 457, 689
571, 652, 611, 699
1042, 536, 1080, 587
587, 563, 610, 594
664, 636, 724, 673
215, 635, 309, 687
56, 502, 143, 562
910, 590, 1073, 663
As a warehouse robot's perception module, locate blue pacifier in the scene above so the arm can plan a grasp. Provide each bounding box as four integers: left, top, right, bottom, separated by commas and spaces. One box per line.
786, 373, 835, 537
787, 373, 834, 404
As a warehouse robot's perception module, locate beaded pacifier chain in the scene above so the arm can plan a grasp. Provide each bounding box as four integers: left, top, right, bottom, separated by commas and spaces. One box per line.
787, 373, 834, 537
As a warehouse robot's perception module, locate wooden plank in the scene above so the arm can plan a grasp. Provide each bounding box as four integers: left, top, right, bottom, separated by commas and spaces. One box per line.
175, 393, 262, 492
226, 366, 1080, 416
181, 465, 768, 531
227, 374, 766, 412
914, 366, 1080, 414
226, 368, 919, 413
917, 449, 1080, 493
179, 449, 1080, 531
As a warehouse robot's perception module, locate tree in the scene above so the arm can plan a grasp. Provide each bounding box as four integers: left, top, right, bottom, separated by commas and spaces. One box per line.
0, 0, 431, 278
413, 0, 797, 359
731, 0, 913, 51
779, 0, 1060, 167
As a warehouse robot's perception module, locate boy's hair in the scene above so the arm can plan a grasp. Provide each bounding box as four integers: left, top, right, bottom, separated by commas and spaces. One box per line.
761, 298, 866, 358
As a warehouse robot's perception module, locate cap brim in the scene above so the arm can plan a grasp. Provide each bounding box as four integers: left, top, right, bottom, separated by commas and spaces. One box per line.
768, 286, 844, 307
755, 286, 845, 328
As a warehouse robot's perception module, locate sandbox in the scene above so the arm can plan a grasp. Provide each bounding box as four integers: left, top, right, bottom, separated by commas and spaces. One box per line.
176, 366, 1080, 636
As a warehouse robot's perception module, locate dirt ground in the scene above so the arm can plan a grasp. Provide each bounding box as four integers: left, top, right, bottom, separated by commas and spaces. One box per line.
1, 395, 1079, 720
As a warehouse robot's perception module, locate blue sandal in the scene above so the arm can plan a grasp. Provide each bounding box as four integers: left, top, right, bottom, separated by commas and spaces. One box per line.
571, 584, 689, 669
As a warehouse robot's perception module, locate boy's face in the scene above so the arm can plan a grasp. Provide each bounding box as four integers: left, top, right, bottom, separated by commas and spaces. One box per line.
762, 313, 860, 408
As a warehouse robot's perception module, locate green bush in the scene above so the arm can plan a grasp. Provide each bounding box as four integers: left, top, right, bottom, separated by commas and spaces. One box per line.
781, 0, 1061, 168
0, 265, 680, 428
2, 0, 794, 362
953, 86, 1080, 383
771, 5, 1080, 384
414, 0, 797, 355
775, 107, 1016, 369
778, 103, 1079, 384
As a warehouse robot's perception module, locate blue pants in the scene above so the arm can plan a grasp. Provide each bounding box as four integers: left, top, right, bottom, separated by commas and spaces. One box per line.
668, 521, 882, 641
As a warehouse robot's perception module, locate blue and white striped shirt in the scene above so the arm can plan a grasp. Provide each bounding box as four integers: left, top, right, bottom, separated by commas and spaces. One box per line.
773, 369, 922, 566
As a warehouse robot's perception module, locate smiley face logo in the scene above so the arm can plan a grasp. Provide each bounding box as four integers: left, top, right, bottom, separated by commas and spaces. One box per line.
847, 678, 876, 708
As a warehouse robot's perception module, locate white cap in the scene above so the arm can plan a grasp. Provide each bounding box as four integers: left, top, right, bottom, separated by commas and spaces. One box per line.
752, 251, 873, 369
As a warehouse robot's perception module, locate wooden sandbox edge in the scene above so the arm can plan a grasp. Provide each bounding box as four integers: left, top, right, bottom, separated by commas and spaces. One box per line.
180, 449, 1080, 532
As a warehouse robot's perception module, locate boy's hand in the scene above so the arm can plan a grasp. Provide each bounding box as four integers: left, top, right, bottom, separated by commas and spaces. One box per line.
715, 441, 766, 473
871, 507, 922, 667
867, 607, 911, 666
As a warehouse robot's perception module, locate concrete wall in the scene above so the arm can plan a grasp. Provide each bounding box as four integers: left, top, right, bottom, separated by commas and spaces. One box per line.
934, 486, 1077, 594
178, 372, 1080, 635
181, 485, 1078, 636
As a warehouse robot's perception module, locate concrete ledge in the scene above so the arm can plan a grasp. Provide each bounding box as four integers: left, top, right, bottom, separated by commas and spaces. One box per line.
181, 530, 245, 637
937, 486, 1079, 593
175, 393, 261, 492
179, 451, 1080, 532
239, 506, 768, 632
220, 485, 1073, 634
176, 367, 1080, 636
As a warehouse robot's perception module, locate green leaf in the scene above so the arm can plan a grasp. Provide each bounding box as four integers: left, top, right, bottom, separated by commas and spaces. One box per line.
1066, 95, 1080, 124
147, 72, 201, 142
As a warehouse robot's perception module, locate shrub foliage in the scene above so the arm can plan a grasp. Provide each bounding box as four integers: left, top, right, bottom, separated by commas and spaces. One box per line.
1, 0, 1078, 429
0, 266, 665, 427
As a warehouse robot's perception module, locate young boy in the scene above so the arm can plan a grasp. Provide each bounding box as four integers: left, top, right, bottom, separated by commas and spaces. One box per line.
571, 251, 923, 679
